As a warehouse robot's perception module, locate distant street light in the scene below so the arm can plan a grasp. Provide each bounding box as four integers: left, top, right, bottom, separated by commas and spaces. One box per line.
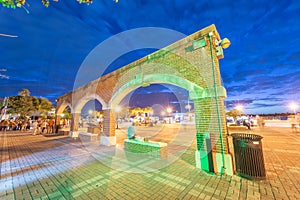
166, 107, 172, 124
235, 104, 243, 111
289, 102, 298, 115
115, 105, 121, 129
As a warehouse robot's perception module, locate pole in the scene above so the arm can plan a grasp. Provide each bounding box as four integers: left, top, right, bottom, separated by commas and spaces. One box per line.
208, 34, 226, 174
116, 112, 119, 129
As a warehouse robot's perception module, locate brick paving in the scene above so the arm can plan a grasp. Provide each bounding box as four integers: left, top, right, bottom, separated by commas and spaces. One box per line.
0, 125, 300, 199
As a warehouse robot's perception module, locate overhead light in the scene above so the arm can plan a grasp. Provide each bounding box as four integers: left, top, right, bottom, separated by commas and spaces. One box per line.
220, 38, 231, 49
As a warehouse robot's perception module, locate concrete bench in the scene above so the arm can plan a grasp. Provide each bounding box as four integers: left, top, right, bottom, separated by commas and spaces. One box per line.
79, 132, 100, 142
124, 139, 168, 159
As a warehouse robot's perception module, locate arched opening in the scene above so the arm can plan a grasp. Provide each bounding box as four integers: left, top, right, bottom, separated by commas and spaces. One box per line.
112, 82, 197, 165
78, 99, 103, 133
56, 105, 72, 133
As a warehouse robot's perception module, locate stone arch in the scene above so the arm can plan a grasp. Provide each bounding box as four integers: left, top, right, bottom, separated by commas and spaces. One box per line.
56, 101, 73, 115
109, 74, 203, 107
74, 94, 107, 113
56, 25, 233, 175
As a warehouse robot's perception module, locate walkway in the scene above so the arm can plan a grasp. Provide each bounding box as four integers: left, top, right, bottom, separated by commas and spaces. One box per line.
0, 126, 300, 199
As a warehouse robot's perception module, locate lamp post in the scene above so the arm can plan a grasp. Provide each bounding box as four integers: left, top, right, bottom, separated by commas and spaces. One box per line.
115, 105, 121, 129
88, 110, 93, 122
207, 33, 230, 174
289, 103, 298, 116
185, 100, 192, 122
166, 107, 172, 124
236, 104, 243, 112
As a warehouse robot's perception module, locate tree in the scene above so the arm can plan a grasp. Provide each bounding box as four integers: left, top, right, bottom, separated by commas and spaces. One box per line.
0, 0, 117, 9
6, 89, 52, 118
18, 88, 30, 97
7, 96, 34, 117
226, 109, 243, 120
32, 97, 52, 115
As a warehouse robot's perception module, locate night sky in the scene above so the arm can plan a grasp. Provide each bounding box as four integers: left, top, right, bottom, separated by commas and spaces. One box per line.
0, 0, 300, 114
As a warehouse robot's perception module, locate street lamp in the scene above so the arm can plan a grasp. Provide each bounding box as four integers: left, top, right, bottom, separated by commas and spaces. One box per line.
166, 107, 172, 124
115, 105, 121, 129
185, 100, 192, 122
289, 102, 298, 116
235, 104, 243, 112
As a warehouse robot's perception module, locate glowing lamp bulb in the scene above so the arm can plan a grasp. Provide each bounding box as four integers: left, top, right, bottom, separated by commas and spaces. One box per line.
290, 103, 298, 111
236, 105, 243, 111
221, 38, 231, 49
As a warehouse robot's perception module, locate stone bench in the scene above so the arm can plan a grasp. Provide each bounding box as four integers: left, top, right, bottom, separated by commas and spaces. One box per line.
79, 132, 100, 142
124, 139, 168, 159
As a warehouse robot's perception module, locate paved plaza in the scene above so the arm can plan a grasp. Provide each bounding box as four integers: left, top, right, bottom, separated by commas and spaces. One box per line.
1, 124, 300, 199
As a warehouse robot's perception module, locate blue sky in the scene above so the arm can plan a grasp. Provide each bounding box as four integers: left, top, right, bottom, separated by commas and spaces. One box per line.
0, 0, 300, 114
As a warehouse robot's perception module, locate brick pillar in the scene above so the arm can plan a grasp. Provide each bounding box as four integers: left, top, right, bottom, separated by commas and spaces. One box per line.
193, 96, 233, 175
54, 115, 61, 133
55, 115, 61, 126
193, 98, 213, 172
69, 113, 80, 138
100, 109, 116, 146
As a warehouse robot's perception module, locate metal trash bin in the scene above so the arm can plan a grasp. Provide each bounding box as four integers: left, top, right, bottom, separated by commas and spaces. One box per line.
231, 133, 266, 180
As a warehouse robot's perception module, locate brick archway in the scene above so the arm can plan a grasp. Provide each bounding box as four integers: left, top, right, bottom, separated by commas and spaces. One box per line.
57, 24, 234, 175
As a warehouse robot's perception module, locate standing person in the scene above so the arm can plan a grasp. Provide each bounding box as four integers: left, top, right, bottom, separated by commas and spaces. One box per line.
48, 119, 54, 134
22, 120, 27, 131
32, 120, 38, 135
127, 125, 136, 139
26, 119, 31, 131
63, 119, 67, 128
10, 120, 17, 131
243, 119, 251, 130
291, 117, 297, 133
98, 121, 103, 131
18, 120, 23, 131
41, 120, 48, 134
79, 118, 83, 128
2, 119, 10, 132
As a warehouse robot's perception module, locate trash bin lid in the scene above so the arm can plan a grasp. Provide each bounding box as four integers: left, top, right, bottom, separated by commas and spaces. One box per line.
231, 133, 263, 141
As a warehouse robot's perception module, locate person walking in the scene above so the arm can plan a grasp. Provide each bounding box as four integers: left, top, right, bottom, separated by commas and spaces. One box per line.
32, 120, 38, 135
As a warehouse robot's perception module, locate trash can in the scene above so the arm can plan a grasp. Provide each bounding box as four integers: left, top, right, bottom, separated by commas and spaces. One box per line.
231, 133, 266, 180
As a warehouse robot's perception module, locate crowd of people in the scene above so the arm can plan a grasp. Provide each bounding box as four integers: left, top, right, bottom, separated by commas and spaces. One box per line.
0, 118, 56, 135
